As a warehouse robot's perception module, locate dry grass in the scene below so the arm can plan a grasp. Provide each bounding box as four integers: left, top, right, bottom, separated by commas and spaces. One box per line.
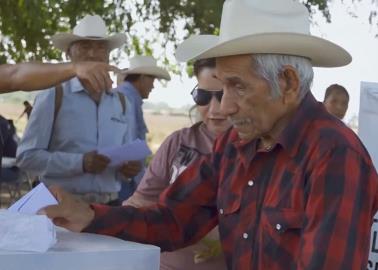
145, 113, 192, 152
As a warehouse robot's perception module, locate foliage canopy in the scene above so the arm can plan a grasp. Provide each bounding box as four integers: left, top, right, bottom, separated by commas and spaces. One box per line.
0, 0, 375, 64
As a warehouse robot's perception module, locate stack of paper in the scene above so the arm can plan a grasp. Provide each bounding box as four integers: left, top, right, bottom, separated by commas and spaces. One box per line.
0, 183, 59, 252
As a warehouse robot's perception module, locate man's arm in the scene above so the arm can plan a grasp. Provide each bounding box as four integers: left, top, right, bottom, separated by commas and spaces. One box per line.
44, 155, 219, 251
0, 62, 119, 93
298, 146, 378, 269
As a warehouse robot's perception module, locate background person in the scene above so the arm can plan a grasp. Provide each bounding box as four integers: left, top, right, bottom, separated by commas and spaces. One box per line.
17, 101, 33, 120
17, 14, 137, 205
0, 60, 119, 176
323, 83, 349, 119
124, 58, 229, 270
117, 55, 171, 201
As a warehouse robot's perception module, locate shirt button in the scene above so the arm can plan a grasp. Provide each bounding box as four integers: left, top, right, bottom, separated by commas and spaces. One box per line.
243, 233, 249, 239
276, 224, 282, 231
219, 209, 224, 215
248, 180, 254, 187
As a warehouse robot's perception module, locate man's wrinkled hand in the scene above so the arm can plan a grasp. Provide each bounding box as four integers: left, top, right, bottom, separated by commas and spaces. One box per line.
118, 160, 142, 179
74, 61, 120, 94
40, 186, 94, 232
83, 151, 110, 174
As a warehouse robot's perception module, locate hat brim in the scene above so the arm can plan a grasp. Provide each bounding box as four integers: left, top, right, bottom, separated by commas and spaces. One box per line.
176, 33, 352, 67
52, 33, 127, 52
121, 66, 171, 81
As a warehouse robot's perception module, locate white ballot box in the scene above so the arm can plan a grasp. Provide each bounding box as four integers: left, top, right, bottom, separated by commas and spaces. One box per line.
0, 228, 160, 270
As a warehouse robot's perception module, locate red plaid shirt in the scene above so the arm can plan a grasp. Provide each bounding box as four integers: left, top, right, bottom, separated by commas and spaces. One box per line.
85, 93, 378, 270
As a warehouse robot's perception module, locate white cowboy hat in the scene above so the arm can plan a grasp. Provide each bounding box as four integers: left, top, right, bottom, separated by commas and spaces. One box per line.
52, 15, 126, 52
120, 56, 171, 81
175, 0, 352, 67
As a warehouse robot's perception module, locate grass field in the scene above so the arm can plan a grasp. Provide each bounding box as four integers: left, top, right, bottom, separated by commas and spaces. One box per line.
0, 101, 192, 153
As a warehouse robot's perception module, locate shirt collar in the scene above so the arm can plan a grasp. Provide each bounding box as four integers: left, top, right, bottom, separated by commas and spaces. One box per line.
232, 91, 320, 167
277, 92, 319, 157
69, 77, 85, 93
68, 77, 114, 96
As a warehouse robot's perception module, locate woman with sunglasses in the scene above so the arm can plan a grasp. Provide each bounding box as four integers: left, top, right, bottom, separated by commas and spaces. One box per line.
123, 58, 230, 270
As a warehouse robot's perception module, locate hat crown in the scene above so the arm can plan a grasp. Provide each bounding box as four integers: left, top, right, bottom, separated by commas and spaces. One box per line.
219, 0, 310, 42
73, 15, 107, 38
129, 56, 157, 69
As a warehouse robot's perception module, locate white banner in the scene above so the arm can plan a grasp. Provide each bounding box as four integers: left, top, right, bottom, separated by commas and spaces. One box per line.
358, 81, 378, 270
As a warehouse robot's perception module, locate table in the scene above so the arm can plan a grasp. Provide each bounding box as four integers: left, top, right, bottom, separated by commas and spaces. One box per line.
0, 228, 160, 270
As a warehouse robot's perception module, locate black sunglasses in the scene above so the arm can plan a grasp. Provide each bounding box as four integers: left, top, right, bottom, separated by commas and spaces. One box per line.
191, 85, 223, 106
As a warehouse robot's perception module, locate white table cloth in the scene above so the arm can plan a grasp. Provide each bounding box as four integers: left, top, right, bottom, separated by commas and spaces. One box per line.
0, 228, 160, 270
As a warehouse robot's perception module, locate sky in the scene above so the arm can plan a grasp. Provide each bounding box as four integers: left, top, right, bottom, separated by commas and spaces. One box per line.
126, 0, 378, 123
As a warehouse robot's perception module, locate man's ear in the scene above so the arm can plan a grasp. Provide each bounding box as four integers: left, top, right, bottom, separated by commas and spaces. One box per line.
279, 65, 300, 104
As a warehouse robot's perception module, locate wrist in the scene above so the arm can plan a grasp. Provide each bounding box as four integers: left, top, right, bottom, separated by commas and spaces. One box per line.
80, 204, 95, 232
66, 62, 77, 77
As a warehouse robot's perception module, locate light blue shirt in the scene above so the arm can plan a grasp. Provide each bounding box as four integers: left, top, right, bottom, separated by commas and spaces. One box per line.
16, 78, 130, 194
118, 82, 148, 140
117, 82, 148, 198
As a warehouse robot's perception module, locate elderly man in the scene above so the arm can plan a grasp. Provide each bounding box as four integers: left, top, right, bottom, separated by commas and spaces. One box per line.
116, 55, 171, 201
43, 1, 378, 269
17, 14, 140, 205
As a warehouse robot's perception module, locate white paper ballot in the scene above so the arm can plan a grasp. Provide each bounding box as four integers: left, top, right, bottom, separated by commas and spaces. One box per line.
99, 139, 152, 167
8, 183, 58, 214
0, 210, 56, 253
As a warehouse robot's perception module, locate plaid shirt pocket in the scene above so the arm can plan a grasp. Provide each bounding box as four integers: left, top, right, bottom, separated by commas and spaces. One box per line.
259, 208, 305, 269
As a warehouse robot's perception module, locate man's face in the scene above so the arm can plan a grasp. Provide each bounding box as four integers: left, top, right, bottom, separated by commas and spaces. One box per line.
67, 40, 109, 63
324, 90, 349, 119
216, 55, 290, 142
138, 75, 156, 99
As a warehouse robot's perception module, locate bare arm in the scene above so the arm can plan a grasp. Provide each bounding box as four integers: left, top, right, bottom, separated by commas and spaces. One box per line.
0, 62, 120, 93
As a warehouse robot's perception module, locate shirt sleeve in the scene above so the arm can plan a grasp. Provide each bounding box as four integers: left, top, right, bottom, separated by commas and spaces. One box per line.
297, 146, 378, 269
125, 131, 181, 207
16, 89, 83, 177
126, 98, 138, 141
84, 154, 219, 252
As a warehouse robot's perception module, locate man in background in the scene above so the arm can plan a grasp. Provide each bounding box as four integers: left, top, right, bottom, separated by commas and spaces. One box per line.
323, 83, 349, 120
0, 60, 118, 176
116, 55, 170, 201
17, 14, 139, 205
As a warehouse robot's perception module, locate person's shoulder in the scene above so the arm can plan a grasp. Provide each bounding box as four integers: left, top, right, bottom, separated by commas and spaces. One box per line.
170, 122, 210, 142
310, 113, 368, 158
34, 87, 56, 103
158, 123, 202, 150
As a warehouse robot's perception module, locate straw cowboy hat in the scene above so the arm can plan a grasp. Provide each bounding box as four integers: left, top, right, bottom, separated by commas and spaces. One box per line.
52, 15, 126, 52
120, 56, 171, 81
175, 0, 352, 67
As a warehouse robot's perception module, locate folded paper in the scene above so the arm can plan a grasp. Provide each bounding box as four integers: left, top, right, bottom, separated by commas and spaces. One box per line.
8, 183, 58, 214
99, 139, 152, 167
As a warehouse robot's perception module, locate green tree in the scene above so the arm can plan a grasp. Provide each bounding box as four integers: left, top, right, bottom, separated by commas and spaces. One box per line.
0, 0, 376, 64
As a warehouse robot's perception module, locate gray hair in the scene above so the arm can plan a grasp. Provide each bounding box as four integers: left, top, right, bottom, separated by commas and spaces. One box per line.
252, 54, 314, 100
